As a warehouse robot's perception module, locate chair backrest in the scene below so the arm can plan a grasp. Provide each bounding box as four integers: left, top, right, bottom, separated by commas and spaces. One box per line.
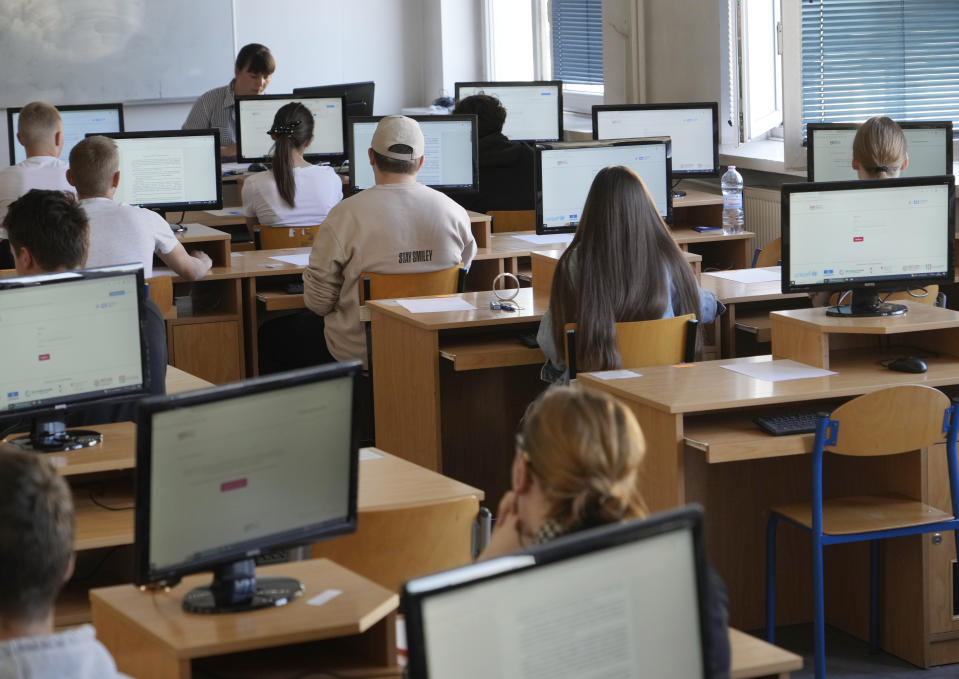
359, 266, 467, 304
753, 237, 781, 268
825, 385, 950, 456
256, 225, 321, 250
145, 275, 174, 316
488, 210, 535, 233
564, 314, 698, 379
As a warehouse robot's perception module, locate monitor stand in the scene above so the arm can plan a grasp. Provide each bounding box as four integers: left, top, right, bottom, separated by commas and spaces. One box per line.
6, 418, 102, 452
182, 558, 304, 614
826, 288, 907, 317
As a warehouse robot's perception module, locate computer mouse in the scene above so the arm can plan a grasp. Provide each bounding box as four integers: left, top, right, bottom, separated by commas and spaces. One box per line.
886, 356, 928, 374
248, 162, 268, 172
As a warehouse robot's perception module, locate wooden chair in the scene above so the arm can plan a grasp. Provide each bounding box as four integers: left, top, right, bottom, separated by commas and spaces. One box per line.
255, 224, 321, 250
488, 210, 535, 233
564, 314, 698, 380
145, 275, 176, 319
765, 385, 959, 679
751, 237, 781, 268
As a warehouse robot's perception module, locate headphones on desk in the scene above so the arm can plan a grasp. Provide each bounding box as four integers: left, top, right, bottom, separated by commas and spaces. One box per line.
490, 272, 520, 311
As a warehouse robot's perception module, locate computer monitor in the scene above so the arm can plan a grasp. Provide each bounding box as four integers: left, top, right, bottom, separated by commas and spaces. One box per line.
348, 115, 479, 193
6, 103, 124, 166
454, 81, 563, 142
0, 266, 150, 451
235, 94, 346, 164
535, 138, 672, 235
781, 176, 955, 316
133, 362, 361, 614
403, 506, 710, 679
97, 129, 223, 215
806, 121, 954, 182
591, 103, 720, 178
293, 81, 375, 117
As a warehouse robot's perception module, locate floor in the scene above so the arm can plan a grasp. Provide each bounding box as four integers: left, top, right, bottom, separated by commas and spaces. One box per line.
769, 624, 959, 678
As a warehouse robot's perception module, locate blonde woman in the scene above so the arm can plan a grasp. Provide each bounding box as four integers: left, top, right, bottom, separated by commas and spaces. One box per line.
852, 116, 909, 179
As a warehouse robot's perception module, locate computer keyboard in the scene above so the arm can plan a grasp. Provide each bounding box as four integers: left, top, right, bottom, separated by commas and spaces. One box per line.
754, 411, 822, 436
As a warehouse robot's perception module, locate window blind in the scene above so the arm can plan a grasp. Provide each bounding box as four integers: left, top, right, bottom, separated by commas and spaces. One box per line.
802, 0, 959, 136
551, 0, 603, 86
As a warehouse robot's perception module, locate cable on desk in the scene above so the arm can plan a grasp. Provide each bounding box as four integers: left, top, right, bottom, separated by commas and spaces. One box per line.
89, 487, 134, 511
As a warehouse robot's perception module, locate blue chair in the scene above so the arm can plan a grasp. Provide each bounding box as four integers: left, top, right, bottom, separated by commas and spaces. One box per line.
765, 385, 959, 679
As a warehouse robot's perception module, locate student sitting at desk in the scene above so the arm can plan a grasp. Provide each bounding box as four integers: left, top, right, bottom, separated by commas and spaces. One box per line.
478, 385, 731, 678
182, 43, 275, 160
451, 94, 535, 213
0, 448, 129, 678
852, 116, 908, 179
67, 136, 212, 280
537, 166, 722, 384
241, 102, 342, 237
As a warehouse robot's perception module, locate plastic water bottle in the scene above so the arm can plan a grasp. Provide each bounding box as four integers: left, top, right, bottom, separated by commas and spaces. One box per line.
721, 165, 745, 235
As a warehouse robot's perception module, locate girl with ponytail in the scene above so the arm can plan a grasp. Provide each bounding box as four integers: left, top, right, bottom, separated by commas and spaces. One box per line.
242, 102, 342, 236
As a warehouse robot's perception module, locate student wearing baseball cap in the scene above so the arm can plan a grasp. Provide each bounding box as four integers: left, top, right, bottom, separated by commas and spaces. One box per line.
303, 115, 477, 367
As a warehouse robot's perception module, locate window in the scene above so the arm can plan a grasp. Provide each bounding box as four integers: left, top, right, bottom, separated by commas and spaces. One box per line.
551, 0, 604, 88
726, 0, 784, 145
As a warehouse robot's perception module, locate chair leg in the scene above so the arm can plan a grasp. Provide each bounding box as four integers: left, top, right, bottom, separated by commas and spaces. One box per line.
765, 514, 779, 643
813, 535, 827, 679
869, 540, 881, 654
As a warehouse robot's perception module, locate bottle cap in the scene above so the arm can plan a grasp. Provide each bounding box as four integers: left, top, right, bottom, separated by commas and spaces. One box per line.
727, 165, 736, 170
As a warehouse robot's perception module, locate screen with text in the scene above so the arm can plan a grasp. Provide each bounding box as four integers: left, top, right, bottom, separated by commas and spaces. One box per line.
540, 143, 669, 230
595, 107, 714, 174
810, 126, 950, 181
0, 274, 143, 413
787, 183, 950, 287
237, 97, 344, 160
11, 107, 122, 165
420, 528, 703, 679
458, 84, 561, 141
147, 376, 354, 572
113, 134, 218, 208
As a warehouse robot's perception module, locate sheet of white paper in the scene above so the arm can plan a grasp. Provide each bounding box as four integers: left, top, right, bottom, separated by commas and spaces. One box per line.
512, 233, 575, 245
269, 253, 310, 266
588, 370, 643, 380
708, 267, 781, 284
222, 162, 251, 173
306, 589, 342, 607
720, 359, 836, 382
202, 208, 245, 217
396, 298, 477, 313
360, 449, 383, 461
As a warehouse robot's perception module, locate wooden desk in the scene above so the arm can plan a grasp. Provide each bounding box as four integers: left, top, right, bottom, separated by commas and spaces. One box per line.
579, 350, 959, 667
730, 628, 803, 678
91, 559, 398, 679
171, 223, 232, 267
369, 288, 549, 503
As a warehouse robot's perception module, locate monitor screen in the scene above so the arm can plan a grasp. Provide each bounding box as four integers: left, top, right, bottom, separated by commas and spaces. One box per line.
134, 362, 360, 588
99, 130, 222, 213
6, 103, 124, 166
349, 115, 478, 193
235, 95, 346, 163
782, 177, 955, 304
293, 81, 375, 117
536, 139, 672, 234
455, 81, 563, 142
592, 103, 719, 176
0, 267, 148, 419
806, 121, 954, 182
403, 507, 708, 679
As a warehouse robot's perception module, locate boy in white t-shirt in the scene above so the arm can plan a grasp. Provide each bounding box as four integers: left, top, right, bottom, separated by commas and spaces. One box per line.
66, 136, 211, 280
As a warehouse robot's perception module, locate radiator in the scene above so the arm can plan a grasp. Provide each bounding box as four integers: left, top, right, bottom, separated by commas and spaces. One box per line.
744, 187, 781, 250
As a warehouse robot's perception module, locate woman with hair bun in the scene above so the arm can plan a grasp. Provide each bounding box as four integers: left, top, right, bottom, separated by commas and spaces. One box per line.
479, 385, 731, 678
242, 101, 342, 237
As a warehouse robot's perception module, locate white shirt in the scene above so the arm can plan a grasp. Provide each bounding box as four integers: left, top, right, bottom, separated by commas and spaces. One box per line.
81, 197, 180, 278
242, 165, 343, 227
0, 156, 75, 236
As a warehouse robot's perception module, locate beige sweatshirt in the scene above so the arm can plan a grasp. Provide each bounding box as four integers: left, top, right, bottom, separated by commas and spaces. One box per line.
303, 182, 477, 365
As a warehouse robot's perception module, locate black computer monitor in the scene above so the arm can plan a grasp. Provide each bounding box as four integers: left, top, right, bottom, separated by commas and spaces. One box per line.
133, 362, 361, 614
96, 129, 223, 215
235, 94, 346, 164
535, 138, 672, 235
403, 506, 710, 679
6, 103, 124, 166
592, 103, 720, 177
781, 176, 955, 316
806, 121, 954, 182
454, 81, 563, 142
0, 266, 151, 451
348, 114, 479, 194
293, 81, 375, 117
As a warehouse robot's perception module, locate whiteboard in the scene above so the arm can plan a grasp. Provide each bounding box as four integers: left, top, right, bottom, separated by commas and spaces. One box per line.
0, 0, 235, 107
